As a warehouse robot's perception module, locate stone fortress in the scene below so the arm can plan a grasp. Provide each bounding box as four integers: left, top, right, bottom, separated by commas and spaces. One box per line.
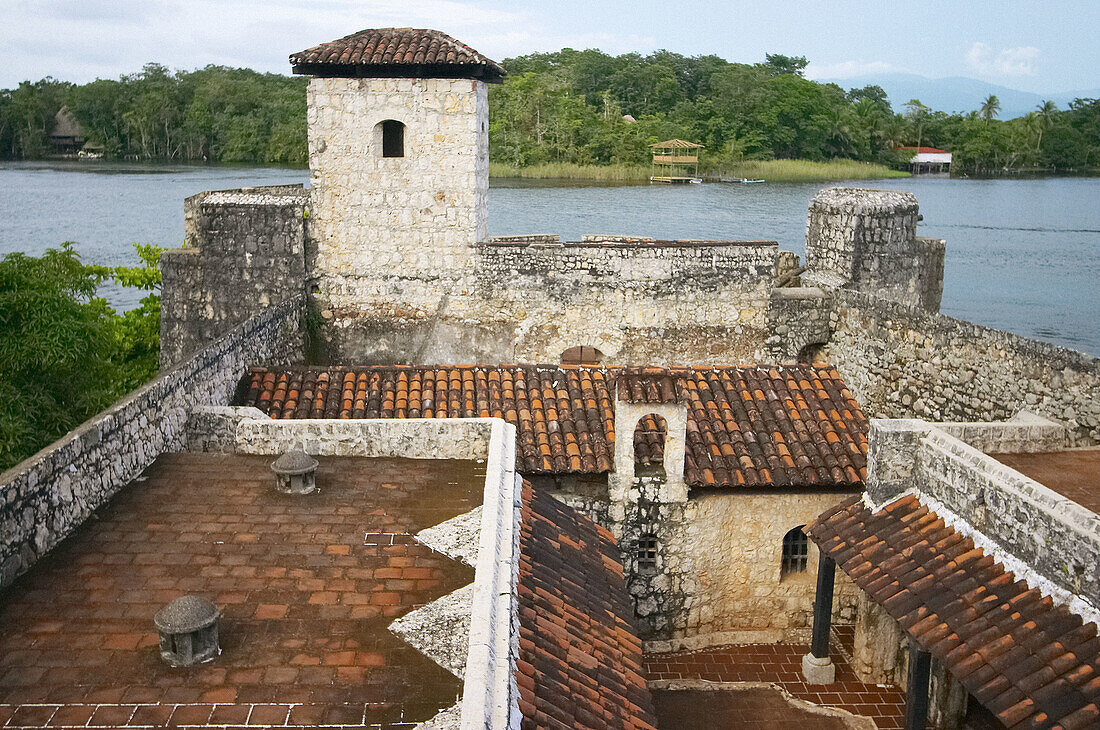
2, 26, 1099, 730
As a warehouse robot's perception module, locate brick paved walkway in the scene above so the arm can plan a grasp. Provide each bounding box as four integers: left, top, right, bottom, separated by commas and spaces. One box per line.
0, 454, 483, 728
644, 628, 907, 729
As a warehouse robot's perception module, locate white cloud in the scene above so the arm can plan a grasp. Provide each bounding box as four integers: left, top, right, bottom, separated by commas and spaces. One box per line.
965, 42, 1039, 77
804, 60, 896, 80
0, 0, 529, 86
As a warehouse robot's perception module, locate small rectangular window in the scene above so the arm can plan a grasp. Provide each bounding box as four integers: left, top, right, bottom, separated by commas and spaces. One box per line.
637, 535, 658, 571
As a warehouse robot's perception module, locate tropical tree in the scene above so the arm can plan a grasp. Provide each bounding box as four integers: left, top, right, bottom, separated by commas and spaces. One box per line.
0, 243, 163, 471
980, 94, 1001, 121
1034, 100, 1058, 151
904, 99, 931, 148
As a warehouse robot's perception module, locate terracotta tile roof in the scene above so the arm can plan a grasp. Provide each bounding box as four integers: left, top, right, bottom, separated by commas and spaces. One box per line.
617, 367, 680, 404
239, 364, 867, 489
289, 28, 505, 81
517, 480, 658, 729
806, 494, 1100, 730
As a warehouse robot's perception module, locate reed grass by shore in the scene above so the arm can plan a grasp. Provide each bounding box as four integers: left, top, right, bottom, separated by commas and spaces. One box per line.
489, 158, 908, 183
727, 159, 909, 182
488, 162, 650, 181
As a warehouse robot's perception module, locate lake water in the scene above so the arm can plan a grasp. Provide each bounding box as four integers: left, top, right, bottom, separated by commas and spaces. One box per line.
1, 160, 1097, 355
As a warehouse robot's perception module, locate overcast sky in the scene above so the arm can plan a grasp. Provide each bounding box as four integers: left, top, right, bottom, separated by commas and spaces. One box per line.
3, 0, 1098, 94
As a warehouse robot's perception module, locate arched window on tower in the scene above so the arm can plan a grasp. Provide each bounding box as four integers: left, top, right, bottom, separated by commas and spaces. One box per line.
781, 525, 809, 579
378, 119, 405, 158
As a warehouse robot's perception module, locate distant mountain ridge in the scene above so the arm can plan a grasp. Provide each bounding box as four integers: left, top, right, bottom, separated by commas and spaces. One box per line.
816, 72, 1100, 119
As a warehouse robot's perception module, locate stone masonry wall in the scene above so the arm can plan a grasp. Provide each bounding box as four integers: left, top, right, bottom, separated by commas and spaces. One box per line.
318, 236, 781, 365
161, 187, 308, 367
829, 289, 1100, 445
0, 297, 303, 588
766, 287, 834, 362
669, 490, 859, 648
867, 420, 1100, 614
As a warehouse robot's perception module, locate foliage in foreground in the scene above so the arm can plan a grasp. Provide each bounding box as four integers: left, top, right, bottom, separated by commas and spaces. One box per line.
0, 243, 162, 471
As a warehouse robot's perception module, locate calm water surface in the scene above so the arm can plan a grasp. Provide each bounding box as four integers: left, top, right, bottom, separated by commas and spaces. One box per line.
1, 161, 1097, 355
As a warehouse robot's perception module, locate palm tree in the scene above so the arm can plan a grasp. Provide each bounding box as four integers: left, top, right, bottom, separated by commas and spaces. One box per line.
1034, 100, 1057, 151
979, 94, 1001, 121
905, 99, 931, 148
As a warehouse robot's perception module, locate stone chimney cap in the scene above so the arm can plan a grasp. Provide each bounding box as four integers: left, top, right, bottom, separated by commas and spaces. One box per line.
154, 595, 219, 634
272, 449, 319, 476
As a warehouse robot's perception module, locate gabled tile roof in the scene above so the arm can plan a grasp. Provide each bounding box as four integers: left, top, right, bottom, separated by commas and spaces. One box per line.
289, 28, 505, 81
806, 494, 1100, 730
517, 480, 658, 729
239, 364, 867, 490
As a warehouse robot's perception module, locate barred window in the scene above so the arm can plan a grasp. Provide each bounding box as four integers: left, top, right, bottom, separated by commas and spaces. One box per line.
637, 534, 659, 571
781, 525, 809, 579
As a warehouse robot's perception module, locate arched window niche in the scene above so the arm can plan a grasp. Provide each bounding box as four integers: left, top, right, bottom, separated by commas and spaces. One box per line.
633, 413, 668, 476
781, 525, 810, 580
560, 346, 604, 365
376, 119, 405, 158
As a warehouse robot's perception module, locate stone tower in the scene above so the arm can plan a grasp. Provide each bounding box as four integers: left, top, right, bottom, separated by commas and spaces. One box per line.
290, 28, 505, 356
802, 188, 944, 312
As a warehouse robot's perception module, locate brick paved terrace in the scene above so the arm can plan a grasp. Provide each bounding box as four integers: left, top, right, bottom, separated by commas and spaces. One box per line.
994, 447, 1100, 515
645, 627, 907, 729
0, 453, 484, 728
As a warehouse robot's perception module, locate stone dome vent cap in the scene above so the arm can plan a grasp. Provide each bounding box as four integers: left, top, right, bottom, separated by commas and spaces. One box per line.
154, 595, 221, 667
272, 449, 319, 476
154, 595, 220, 634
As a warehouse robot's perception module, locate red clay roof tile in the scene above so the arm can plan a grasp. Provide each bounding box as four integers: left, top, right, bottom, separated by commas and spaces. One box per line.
239, 364, 868, 490
517, 481, 657, 730
806, 494, 1100, 730
289, 28, 505, 81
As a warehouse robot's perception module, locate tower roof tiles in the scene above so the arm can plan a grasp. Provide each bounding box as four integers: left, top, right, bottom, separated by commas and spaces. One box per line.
290, 28, 505, 81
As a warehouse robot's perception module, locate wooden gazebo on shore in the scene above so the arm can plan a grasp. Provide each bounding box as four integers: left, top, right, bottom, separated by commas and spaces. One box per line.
649, 139, 703, 183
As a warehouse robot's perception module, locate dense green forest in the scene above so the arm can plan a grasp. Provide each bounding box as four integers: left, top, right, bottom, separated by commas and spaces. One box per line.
1, 51, 1098, 175
0, 64, 308, 165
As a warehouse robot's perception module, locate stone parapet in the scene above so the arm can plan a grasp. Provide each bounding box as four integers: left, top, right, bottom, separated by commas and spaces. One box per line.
162, 185, 309, 367
804, 187, 941, 312
866, 419, 1100, 617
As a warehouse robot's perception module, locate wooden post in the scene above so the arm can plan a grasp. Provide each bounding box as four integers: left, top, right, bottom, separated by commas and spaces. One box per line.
905, 639, 932, 730
811, 552, 836, 659
802, 551, 837, 684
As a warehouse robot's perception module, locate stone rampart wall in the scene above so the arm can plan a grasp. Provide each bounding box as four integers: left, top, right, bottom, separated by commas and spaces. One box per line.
766, 287, 834, 362
829, 289, 1100, 445
0, 297, 303, 589
161, 186, 308, 367
803, 188, 943, 312
322, 238, 781, 365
